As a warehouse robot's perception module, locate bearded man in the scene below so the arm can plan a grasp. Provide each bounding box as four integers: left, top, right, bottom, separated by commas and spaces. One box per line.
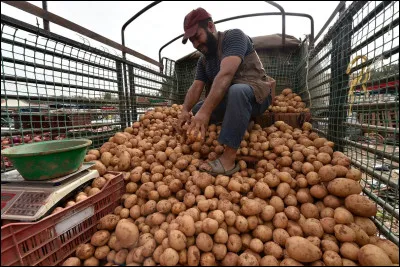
177, 7, 276, 176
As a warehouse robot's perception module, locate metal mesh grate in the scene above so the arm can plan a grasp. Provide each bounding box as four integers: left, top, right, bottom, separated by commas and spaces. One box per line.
298, 1, 399, 244
1, 15, 176, 172
174, 47, 300, 103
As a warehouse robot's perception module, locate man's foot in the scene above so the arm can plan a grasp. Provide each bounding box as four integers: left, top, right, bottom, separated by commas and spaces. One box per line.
199, 158, 240, 176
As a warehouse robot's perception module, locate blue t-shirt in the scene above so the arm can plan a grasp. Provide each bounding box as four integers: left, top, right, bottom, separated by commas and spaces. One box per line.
195, 29, 255, 83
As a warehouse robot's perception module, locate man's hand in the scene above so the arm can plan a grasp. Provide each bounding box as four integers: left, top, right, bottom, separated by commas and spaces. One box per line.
177, 109, 191, 132
187, 110, 210, 142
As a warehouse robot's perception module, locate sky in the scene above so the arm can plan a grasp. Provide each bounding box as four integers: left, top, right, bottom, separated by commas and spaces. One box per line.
1, 1, 343, 69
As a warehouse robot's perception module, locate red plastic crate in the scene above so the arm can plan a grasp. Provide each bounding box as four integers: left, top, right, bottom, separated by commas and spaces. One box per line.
1, 171, 125, 266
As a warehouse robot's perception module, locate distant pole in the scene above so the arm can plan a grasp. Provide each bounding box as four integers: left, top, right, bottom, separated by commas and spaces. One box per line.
42, 1, 50, 31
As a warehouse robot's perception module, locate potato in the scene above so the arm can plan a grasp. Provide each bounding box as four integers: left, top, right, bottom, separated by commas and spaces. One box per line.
200, 252, 217, 266
277, 172, 293, 183
340, 242, 359, 261
345, 194, 377, 217
108, 234, 123, 251
200, 218, 218, 235
320, 217, 336, 234
214, 228, 229, 244
87, 188, 100, 197
358, 244, 393, 266
252, 225, 272, 243
327, 178, 362, 197
346, 168, 362, 181
287, 221, 303, 237
62, 257, 81, 266
307, 236, 321, 248
227, 234, 242, 253
334, 224, 356, 242
286, 236, 322, 262
334, 207, 354, 224
114, 249, 129, 265
212, 243, 227, 261
354, 216, 377, 236
318, 165, 336, 182
320, 206, 334, 217
322, 250, 342, 266
273, 212, 288, 229
187, 245, 201, 266
100, 152, 113, 167
321, 240, 339, 253
302, 219, 324, 238
342, 258, 358, 266
264, 241, 283, 259
374, 239, 399, 264
310, 184, 328, 199
193, 172, 213, 189
273, 228, 290, 247
196, 233, 213, 252
83, 256, 99, 266
323, 195, 342, 209
276, 183, 291, 199
90, 230, 111, 247
280, 258, 304, 266
237, 253, 259, 266
270, 196, 285, 212
160, 248, 179, 266
240, 199, 262, 216
167, 229, 186, 251
253, 182, 271, 199
177, 214, 195, 237
260, 205, 276, 222
107, 250, 116, 263
300, 203, 319, 219
90, 160, 107, 176
347, 223, 370, 246
94, 245, 110, 260
76, 243, 95, 260
92, 177, 107, 189
260, 255, 279, 266
235, 215, 249, 233
221, 252, 239, 266
115, 219, 139, 249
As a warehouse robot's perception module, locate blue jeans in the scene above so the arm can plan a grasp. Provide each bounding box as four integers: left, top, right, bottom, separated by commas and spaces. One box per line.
192, 84, 272, 149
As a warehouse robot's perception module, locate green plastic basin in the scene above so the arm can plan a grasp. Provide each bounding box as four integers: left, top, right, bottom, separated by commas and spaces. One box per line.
1, 139, 92, 181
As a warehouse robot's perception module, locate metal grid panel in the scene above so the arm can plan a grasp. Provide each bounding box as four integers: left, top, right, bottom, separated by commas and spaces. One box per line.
258, 48, 300, 96
175, 58, 198, 104
174, 47, 300, 103
298, 1, 399, 244
1, 15, 176, 172
1, 20, 121, 155
127, 60, 178, 122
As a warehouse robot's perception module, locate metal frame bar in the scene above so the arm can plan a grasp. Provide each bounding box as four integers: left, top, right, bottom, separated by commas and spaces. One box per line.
2, 1, 161, 67
158, 11, 314, 67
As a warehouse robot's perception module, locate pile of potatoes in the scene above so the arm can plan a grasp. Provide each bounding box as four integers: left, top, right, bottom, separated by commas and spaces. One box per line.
62, 105, 399, 266
267, 88, 310, 113
51, 174, 116, 215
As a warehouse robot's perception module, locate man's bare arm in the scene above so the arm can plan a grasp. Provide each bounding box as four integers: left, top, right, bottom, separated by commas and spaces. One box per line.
198, 56, 242, 116
182, 80, 205, 112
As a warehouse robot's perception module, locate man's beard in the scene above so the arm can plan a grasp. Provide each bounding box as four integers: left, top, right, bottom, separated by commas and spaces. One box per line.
201, 30, 218, 57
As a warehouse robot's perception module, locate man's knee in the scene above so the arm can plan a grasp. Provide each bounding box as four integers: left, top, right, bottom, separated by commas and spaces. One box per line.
227, 84, 253, 99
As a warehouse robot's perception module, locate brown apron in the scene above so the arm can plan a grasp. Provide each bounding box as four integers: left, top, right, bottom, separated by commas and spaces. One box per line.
204, 31, 276, 104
